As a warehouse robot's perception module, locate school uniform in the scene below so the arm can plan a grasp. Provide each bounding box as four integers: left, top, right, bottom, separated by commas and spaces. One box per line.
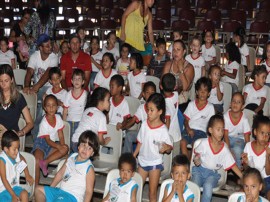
185, 54, 205, 83
109, 96, 130, 125
201, 44, 216, 62
165, 184, 194, 202
94, 69, 118, 90
127, 71, 146, 98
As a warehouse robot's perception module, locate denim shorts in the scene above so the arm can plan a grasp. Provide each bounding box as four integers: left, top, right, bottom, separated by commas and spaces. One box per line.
139, 163, 164, 171
32, 137, 55, 159
0, 186, 25, 200
264, 176, 270, 195
44, 186, 77, 202
182, 129, 207, 145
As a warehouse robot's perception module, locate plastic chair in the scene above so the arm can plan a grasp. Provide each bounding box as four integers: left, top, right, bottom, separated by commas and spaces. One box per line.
171, 20, 189, 32
100, 19, 117, 30
55, 20, 71, 40
237, 0, 253, 18
155, 9, 171, 28
179, 9, 195, 28
77, 0, 96, 15
103, 169, 143, 202
117, 0, 131, 9
263, 86, 270, 117
256, 11, 270, 23
13, 69, 26, 88
174, 0, 190, 16
238, 64, 245, 92
196, 0, 212, 16
259, 0, 270, 11
152, 19, 165, 30
18, 118, 26, 152
109, 8, 124, 26
230, 9, 247, 28
248, 47, 256, 73
86, 9, 101, 25
125, 96, 141, 131
248, 21, 270, 45
205, 9, 221, 29
155, 0, 171, 10
99, 0, 114, 16
222, 21, 241, 32
61, 1, 76, 10
214, 45, 221, 66
228, 192, 269, 202
243, 109, 255, 129
216, 0, 232, 11
221, 82, 232, 113
20, 91, 37, 122
63, 8, 79, 25
158, 179, 201, 202
78, 19, 95, 34
146, 75, 160, 93
92, 124, 123, 173
197, 20, 215, 32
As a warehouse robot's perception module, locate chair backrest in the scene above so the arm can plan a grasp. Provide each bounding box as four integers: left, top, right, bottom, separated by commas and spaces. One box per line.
18, 118, 26, 151
238, 64, 245, 91
263, 86, 270, 116
243, 109, 255, 128
20, 91, 37, 121
228, 192, 269, 202
103, 169, 143, 202
54, 121, 70, 149
221, 82, 232, 112
13, 69, 26, 87
146, 75, 160, 93
248, 47, 256, 73
214, 45, 221, 66
125, 96, 141, 131
160, 136, 174, 181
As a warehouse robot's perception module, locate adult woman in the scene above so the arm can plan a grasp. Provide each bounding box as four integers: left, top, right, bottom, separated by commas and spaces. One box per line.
0, 64, 33, 144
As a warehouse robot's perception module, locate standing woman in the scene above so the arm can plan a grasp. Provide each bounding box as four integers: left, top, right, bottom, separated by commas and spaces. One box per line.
118, 0, 155, 52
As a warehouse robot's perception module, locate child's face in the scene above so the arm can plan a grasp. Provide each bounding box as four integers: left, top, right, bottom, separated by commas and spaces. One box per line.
100, 93, 110, 111
254, 123, 270, 146
172, 42, 185, 60
230, 94, 244, 113
110, 80, 122, 96
171, 165, 190, 184
119, 162, 135, 183
71, 75, 84, 89
190, 39, 201, 55
209, 120, 224, 142
173, 32, 182, 41
157, 44, 166, 56
255, 73, 266, 87
44, 98, 58, 116
243, 175, 262, 201
102, 56, 113, 70
78, 141, 94, 160
121, 47, 129, 59
50, 73, 62, 88
90, 39, 99, 51
233, 34, 240, 44
4, 140, 19, 160
143, 86, 156, 101
77, 29, 85, 40
196, 85, 210, 101
147, 101, 162, 122
129, 58, 136, 70
61, 42, 69, 55
0, 41, 8, 52
108, 34, 116, 45
204, 32, 213, 44
266, 44, 270, 60
0, 73, 13, 91
209, 68, 221, 84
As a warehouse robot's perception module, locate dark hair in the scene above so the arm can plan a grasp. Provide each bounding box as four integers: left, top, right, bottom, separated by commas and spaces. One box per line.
120, 43, 131, 53
231, 92, 244, 104
110, 74, 124, 87
172, 30, 183, 38
250, 65, 268, 80
261, 41, 270, 63
225, 42, 241, 64
72, 68, 85, 81
37, 1, 53, 26
106, 31, 116, 43
195, 77, 212, 93
60, 40, 68, 50
91, 35, 100, 44
85, 87, 110, 109
252, 115, 270, 134
207, 114, 224, 136
190, 35, 201, 45
1, 130, 19, 149
76, 26, 85, 34
44, 94, 58, 107
202, 29, 215, 44
234, 26, 246, 47
156, 37, 166, 47
0, 37, 9, 46
174, 39, 186, 50
49, 67, 61, 79
118, 153, 137, 172
147, 93, 166, 123
172, 154, 190, 172
21, 8, 33, 17
130, 53, 143, 70
243, 167, 263, 185
69, 34, 81, 44
78, 130, 99, 157
208, 65, 221, 76
143, 81, 156, 92
103, 52, 115, 68
161, 73, 176, 92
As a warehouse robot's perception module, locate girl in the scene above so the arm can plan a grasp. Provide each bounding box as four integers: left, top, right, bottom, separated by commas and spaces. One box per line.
133, 93, 173, 202
167, 30, 183, 59
192, 114, 242, 202
224, 92, 251, 169
242, 115, 270, 200
221, 42, 241, 93
243, 65, 268, 115
260, 41, 270, 87
127, 53, 146, 99
76, 26, 89, 53
116, 43, 131, 77
185, 36, 206, 83
94, 52, 118, 90
102, 31, 119, 61
0, 37, 16, 69
32, 95, 69, 185
71, 87, 111, 152
58, 40, 69, 63
202, 30, 216, 67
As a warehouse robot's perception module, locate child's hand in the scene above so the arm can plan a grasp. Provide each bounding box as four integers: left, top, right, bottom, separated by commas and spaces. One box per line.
104, 137, 111, 145
241, 152, 248, 165
175, 181, 184, 196
171, 181, 177, 192
265, 145, 270, 156
246, 193, 254, 202
193, 153, 201, 166
187, 129, 194, 138
57, 100, 64, 107
26, 174, 34, 186
116, 123, 122, 131
11, 194, 20, 202
159, 143, 171, 154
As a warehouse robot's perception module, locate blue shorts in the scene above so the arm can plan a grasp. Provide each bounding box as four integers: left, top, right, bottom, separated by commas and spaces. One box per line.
182, 129, 207, 145
32, 137, 54, 159
264, 176, 270, 195
0, 186, 25, 200
139, 164, 164, 171
44, 186, 77, 202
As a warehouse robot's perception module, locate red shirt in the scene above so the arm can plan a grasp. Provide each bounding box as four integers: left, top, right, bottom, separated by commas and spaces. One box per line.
60, 51, 92, 88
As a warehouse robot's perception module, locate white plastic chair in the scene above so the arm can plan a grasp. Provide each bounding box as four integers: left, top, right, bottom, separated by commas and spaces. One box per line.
103, 169, 143, 202
238, 65, 245, 92
18, 118, 26, 151
228, 192, 269, 202
20, 151, 35, 200
214, 45, 221, 66
158, 179, 201, 202
20, 91, 37, 122
263, 86, 270, 117
125, 96, 141, 131
222, 81, 232, 113
13, 69, 26, 87
146, 75, 160, 93
248, 47, 256, 73
188, 83, 196, 101
92, 124, 123, 173
243, 109, 255, 128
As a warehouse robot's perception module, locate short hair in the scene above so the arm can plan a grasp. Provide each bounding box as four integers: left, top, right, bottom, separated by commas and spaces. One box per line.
106, 31, 116, 40
251, 65, 268, 80
173, 39, 186, 50
231, 92, 244, 104
172, 154, 190, 172
60, 40, 68, 50
69, 34, 81, 44
156, 37, 166, 47
191, 35, 201, 45
72, 69, 85, 80
49, 67, 61, 79
208, 65, 221, 75
44, 94, 58, 107
78, 130, 99, 157
1, 130, 19, 149
143, 81, 156, 92
120, 43, 131, 53
118, 153, 137, 172
110, 74, 124, 87
161, 73, 176, 92
91, 35, 100, 44
0, 37, 9, 45
195, 77, 212, 93
130, 53, 144, 70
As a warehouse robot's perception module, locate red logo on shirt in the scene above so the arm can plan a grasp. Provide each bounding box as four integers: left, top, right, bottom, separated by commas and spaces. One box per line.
87, 112, 93, 117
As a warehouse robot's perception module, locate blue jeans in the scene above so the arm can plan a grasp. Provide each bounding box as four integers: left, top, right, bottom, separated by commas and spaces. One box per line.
192, 166, 221, 202
228, 82, 238, 94
123, 130, 138, 153
213, 104, 223, 114
229, 136, 245, 169
182, 129, 207, 145
89, 71, 98, 91
177, 109, 184, 133
68, 121, 79, 147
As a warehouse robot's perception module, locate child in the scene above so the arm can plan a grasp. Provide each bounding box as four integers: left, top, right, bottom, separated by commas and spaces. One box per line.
127, 53, 146, 99
102, 31, 120, 61
161, 73, 181, 156
116, 43, 131, 77
109, 74, 130, 130
71, 87, 111, 152
44, 67, 67, 115
76, 26, 89, 53
243, 65, 268, 115
162, 154, 194, 202
221, 42, 241, 94
58, 40, 69, 63
208, 65, 224, 113
94, 52, 118, 90
224, 92, 251, 169
0, 37, 15, 69
180, 77, 215, 158
0, 130, 34, 202
201, 30, 216, 67
103, 153, 138, 202
149, 38, 169, 78
123, 81, 156, 153
242, 115, 270, 200
185, 36, 206, 83
133, 93, 173, 202
167, 30, 183, 59
32, 95, 69, 184
260, 41, 270, 87
35, 130, 99, 202
63, 69, 88, 138
192, 114, 243, 202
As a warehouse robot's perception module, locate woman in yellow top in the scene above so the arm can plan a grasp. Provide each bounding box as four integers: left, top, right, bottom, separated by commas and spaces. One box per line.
119, 0, 155, 52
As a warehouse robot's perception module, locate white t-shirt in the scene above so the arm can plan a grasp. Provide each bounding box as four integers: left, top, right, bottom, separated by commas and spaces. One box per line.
237, 195, 264, 202
165, 92, 181, 142
72, 107, 107, 143
102, 45, 120, 61
261, 61, 270, 84
165, 184, 194, 202
109, 96, 130, 125
243, 83, 268, 106
94, 69, 118, 90
91, 51, 103, 72
127, 71, 146, 98
194, 138, 236, 170
184, 100, 215, 132
116, 58, 130, 75
137, 120, 173, 167
239, 43, 249, 66
134, 103, 147, 123
37, 114, 64, 142
208, 82, 224, 105
185, 54, 205, 83
201, 44, 216, 62
109, 178, 138, 201
63, 90, 87, 122
224, 111, 251, 139
28, 51, 58, 86
46, 87, 67, 114
222, 61, 240, 86
0, 50, 15, 66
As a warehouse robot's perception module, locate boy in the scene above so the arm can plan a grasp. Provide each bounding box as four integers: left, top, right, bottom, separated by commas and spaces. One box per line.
63, 69, 88, 141
0, 131, 34, 202
180, 77, 215, 159
44, 67, 67, 115
102, 153, 138, 202
122, 81, 156, 153
161, 73, 181, 156
116, 43, 131, 77
162, 155, 194, 202
149, 38, 169, 78
109, 75, 130, 130
35, 130, 99, 202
